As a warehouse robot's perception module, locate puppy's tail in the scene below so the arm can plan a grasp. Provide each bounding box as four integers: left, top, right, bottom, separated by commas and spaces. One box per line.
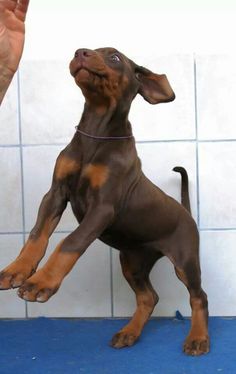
173, 166, 191, 214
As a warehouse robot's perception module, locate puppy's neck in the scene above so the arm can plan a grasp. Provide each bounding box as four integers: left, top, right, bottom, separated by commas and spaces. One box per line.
78, 101, 133, 138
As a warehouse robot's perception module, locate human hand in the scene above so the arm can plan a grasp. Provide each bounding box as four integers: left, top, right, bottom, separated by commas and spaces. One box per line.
0, 0, 30, 74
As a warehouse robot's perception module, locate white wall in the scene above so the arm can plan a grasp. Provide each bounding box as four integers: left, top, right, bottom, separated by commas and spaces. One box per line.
0, 1, 236, 317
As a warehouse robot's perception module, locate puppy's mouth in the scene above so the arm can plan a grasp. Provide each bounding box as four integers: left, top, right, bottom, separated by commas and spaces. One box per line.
71, 66, 88, 78
70, 61, 107, 79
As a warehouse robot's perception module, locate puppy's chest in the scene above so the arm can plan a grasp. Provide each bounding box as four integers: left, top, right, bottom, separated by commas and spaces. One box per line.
64, 161, 110, 220
56, 151, 109, 189
79, 162, 110, 190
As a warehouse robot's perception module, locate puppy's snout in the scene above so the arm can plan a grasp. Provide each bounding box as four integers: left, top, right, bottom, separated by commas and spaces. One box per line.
74, 49, 93, 60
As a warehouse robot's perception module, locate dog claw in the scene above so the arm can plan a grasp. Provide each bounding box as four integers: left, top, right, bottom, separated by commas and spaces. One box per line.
0, 272, 12, 290
17, 290, 32, 302
184, 337, 210, 356
110, 331, 139, 348
17, 272, 59, 303
0, 272, 24, 290
11, 280, 24, 289
0, 262, 35, 290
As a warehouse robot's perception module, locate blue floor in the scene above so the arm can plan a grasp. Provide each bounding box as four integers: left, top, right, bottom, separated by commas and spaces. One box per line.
0, 317, 235, 374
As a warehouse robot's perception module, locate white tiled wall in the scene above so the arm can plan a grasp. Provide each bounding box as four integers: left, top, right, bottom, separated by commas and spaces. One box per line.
200, 231, 236, 316
196, 55, 236, 140
0, 148, 23, 232
130, 55, 196, 141
0, 75, 19, 145
0, 54, 236, 318
20, 61, 80, 145
198, 142, 236, 229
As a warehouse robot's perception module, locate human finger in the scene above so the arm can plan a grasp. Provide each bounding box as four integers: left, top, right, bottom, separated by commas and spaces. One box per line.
15, 0, 30, 21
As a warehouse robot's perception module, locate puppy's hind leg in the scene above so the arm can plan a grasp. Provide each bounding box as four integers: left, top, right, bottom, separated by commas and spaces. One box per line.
111, 250, 162, 348
168, 226, 209, 356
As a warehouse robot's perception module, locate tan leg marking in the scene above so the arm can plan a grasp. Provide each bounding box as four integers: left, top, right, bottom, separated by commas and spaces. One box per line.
111, 290, 158, 348
175, 267, 189, 287
184, 296, 209, 355
18, 240, 81, 302
174, 266, 209, 355
0, 219, 54, 290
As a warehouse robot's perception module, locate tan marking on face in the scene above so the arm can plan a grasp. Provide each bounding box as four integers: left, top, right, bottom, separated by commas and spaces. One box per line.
83, 163, 109, 188
106, 70, 130, 100
122, 75, 129, 87
55, 155, 80, 180
95, 105, 107, 115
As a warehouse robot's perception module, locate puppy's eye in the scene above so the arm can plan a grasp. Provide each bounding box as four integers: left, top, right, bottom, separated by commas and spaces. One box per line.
110, 54, 121, 62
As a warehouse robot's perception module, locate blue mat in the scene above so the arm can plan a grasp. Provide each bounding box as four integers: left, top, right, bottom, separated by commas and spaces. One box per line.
0, 317, 235, 374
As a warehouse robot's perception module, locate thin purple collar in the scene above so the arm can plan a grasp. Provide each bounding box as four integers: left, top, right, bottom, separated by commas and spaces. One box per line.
75, 126, 134, 140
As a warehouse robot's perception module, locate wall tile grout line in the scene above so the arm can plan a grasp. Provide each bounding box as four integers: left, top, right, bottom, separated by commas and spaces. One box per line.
0, 232, 25, 235
200, 228, 236, 232
21, 143, 68, 147
198, 139, 236, 143
1, 227, 236, 236
0, 144, 20, 148
17, 69, 28, 319
136, 139, 196, 144
1, 139, 236, 148
194, 55, 200, 228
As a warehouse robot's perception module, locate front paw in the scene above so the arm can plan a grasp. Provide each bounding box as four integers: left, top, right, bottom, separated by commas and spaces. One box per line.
17, 269, 60, 302
184, 335, 210, 356
0, 260, 35, 290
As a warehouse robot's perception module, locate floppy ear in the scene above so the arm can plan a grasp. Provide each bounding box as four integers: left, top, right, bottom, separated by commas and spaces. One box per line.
135, 66, 175, 104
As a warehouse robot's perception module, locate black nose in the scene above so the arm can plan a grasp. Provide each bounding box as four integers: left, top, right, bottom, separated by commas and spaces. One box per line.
74, 48, 93, 59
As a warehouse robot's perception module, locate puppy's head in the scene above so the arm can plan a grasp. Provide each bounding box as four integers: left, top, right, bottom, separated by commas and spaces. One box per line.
69, 47, 175, 108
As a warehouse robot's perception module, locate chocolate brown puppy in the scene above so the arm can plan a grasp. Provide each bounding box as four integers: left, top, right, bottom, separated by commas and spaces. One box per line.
0, 48, 209, 355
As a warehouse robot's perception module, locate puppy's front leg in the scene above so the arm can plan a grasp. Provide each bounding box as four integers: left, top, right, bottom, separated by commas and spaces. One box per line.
0, 185, 67, 290
17, 204, 114, 302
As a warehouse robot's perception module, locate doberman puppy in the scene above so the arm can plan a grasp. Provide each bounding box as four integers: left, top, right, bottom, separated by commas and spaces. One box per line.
0, 48, 209, 355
